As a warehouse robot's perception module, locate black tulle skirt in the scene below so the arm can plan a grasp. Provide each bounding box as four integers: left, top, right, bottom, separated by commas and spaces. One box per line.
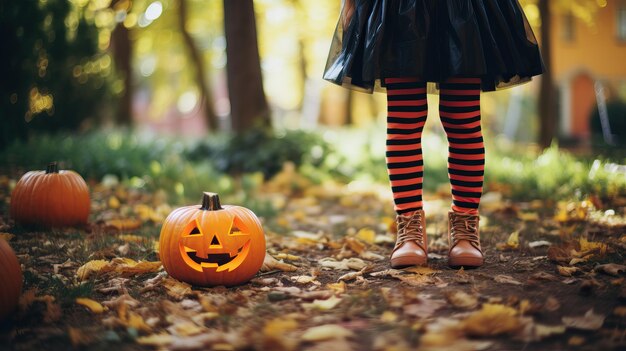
323, 0, 545, 93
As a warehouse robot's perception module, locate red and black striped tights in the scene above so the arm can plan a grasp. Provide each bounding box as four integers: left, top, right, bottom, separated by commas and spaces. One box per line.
385, 77, 484, 216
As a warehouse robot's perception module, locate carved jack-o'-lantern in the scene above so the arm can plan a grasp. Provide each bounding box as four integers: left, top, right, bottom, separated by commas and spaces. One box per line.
159, 192, 265, 287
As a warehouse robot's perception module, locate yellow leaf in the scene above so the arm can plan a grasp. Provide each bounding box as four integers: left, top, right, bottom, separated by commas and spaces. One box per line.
162, 277, 192, 300
518, 212, 539, 221
404, 266, 440, 275
302, 296, 342, 311
445, 291, 478, 309
326, 281, 346, 294
356, 228, 376, 244
577, 237, 607, 257
0, 233, 15, 241
75, 298, 105, 314
301, 325, 353, 341
169, 321, 206, 336
77, 260, 110, 280
496, 231, 520, 251
137, 334, 173, 346
345, 237, 366, 254
462, 304, 521, 336
108, 196, 121, 209
263, 318, 299, 336
380, 311, 398, 323
260, 253, 298, 272
557, 265, 580, 277
105, 218, 143, 231
273, 253, 301, 261
128, 311, 152, 332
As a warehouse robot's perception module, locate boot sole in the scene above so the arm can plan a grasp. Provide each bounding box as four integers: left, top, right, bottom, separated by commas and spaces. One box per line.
391, 255, 427, 268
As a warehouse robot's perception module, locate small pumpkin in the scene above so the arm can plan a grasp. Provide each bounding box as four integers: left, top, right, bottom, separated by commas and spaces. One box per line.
10, 162, 90, 228
159, 192, 266, 287
0, 239, 22, 320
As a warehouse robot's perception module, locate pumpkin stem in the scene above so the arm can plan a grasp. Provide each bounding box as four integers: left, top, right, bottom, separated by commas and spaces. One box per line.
46, 162, 59, 174
201, 192, 223, 211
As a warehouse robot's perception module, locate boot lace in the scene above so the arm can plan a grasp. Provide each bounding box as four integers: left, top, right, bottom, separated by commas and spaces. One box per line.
450, 213, 481, 249
394, 211, 425, 251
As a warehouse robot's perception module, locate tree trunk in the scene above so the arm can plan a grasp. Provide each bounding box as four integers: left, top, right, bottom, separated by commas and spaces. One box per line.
177, 0, 218, 130
538, 0, 557, 149
109, 0, 132, 125
223, 0, 270, 132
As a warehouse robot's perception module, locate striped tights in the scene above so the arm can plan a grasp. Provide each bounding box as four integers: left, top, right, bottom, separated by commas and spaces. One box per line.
385, 77, 484, 215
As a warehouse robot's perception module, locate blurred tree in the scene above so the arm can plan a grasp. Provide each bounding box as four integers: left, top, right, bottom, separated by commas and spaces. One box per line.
538, 0, 557, 149
110, 0, 133, 125
0, 1, 115, 149
223, 0, 270, 132
176, 0, 217, 129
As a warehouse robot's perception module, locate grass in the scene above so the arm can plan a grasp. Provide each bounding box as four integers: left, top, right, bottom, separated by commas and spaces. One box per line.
1, 128, 624, 210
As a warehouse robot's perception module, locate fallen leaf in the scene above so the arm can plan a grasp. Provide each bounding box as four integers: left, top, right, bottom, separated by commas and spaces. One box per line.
162, 277, 192, 300
568, 336, 586, 346
356, 228, 376, 244
319, 257, 366, 271
544, 296, 561, 312
273, 253, 301, 261
403, 298, 446, 318
137, 334, 173, 347
562, 309, 605, 330
0, 233, 15, 241
68, 327, 94, 347
445, 290, 478, 309
105, 218, 143, 231
76, 258, 162, 280
528, 240, 551, 248
301, 324, 353, 341
496, 231, 520, 251
462, 304, 521, 336
345, 237, 365, 254
75, 298, 105, 314
494, 275, 523, 285
302, 296, 342, 311
557, 265, 580, 277
326, 281, 347, 294
261, 253, 298, 272
262, 318, 299, 351
594, 263, 626, 276
290, 275, 319, 285
76, 260, 109, 280
360, 251, 385, 261
403, 266, 440, 275
338, 271, 362, 282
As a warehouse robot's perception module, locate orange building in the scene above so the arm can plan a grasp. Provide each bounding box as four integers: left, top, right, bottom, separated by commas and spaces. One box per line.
550, 0, 626, 142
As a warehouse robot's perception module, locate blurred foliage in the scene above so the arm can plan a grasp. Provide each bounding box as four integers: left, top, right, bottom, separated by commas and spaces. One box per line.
2, 130, 624, 205
186, 128, 330, 178
0, 0, 117, 149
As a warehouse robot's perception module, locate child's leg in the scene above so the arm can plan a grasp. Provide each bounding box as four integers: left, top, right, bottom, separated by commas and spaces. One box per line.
439, 77, 484, 214
385, 77, 428, 215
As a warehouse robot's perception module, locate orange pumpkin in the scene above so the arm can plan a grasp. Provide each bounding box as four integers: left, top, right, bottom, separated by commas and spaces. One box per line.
159, 192, 266, 287
10, 162, 90, 228
0, 239, 22, 320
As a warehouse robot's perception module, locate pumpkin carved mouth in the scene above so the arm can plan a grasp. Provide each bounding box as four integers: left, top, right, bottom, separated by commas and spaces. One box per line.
185, 245, 245, 266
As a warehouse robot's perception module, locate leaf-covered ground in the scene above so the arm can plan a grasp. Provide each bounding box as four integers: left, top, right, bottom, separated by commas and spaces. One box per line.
1, 169, 626, 351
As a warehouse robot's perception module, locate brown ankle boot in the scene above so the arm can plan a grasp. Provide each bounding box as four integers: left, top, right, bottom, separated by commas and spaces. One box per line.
390, 209, 427, 268
447, 210, 484, 267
